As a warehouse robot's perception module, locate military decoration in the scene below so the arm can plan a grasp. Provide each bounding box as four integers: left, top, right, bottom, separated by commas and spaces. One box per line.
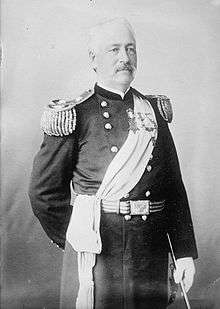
126, 108, 139, 133
126, 108, 158, 144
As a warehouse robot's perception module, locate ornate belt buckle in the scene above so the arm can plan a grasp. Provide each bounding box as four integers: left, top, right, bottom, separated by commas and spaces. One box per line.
130, 200, 150, 216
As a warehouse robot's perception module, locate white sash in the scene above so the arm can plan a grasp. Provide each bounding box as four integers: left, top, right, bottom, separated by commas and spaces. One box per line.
66, 93, 157, 309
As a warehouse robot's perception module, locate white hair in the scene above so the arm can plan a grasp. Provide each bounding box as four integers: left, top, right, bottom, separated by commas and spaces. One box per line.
88, 17, 136, 54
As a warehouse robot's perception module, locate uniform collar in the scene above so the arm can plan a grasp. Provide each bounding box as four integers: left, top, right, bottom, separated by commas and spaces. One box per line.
95, 83, 132, 101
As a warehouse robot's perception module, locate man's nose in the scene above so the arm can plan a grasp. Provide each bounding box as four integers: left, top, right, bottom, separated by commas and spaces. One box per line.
118, 47, 130, 63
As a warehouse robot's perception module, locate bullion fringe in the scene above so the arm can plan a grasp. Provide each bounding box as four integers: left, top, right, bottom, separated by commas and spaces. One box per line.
40, 108, 76, 136
156, 95, 173, 123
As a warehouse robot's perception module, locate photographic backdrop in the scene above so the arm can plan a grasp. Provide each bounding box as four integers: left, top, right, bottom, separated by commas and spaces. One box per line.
2, 0, 220, 308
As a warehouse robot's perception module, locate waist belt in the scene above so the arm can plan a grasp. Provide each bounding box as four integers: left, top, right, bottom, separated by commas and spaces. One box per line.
101, 199, 165, 221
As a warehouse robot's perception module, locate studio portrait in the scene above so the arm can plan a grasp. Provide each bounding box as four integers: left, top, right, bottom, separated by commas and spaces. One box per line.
2, 1, 220, 309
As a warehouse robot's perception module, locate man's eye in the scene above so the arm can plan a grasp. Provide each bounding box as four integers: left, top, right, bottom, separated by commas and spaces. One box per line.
127, 47, 136, 54
109, 48, 119, 53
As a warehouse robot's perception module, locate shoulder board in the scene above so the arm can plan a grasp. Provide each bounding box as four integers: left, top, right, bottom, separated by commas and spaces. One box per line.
40, 89, 94, 136
146, 94, 173, 123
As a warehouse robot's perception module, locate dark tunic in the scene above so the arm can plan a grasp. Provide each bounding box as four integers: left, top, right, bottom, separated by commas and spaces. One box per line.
29, 85, 198, 308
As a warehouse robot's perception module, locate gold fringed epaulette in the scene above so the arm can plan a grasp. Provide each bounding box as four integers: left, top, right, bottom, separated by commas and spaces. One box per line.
147, 95, 173, 123
40, 89, 94, 136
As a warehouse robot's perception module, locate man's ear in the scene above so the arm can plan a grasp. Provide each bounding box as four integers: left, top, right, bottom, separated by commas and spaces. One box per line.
89, 50, 97, 72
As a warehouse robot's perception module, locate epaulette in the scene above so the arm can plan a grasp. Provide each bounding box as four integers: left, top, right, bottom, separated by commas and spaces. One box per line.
146, 95, 173, 123
41, 89, 94, 136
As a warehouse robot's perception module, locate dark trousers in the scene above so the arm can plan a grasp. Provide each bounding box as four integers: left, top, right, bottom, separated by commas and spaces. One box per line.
60, 212, 169, 309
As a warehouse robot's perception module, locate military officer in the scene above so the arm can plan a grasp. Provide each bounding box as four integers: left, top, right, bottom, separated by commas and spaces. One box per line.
29, 18, 198, 309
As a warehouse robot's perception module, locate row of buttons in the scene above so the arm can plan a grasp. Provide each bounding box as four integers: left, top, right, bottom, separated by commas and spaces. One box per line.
100, 100, 154, 187
101, 101, 118, 153
123, 153, 153, 199
101, 101, 112, 131
145, 153, 152, 196
147, 154, 153, 172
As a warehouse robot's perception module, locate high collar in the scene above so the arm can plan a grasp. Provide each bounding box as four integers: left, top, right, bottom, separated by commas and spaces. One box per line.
95, 83, 133, 101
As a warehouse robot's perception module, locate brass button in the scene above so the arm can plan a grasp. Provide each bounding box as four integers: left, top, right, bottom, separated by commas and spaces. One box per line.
147, 165, 152, 172
111, 146, 118, 153
105, 123, 112, 130
124, 215, 131, 221
101, 101, 108, 107
145, 191, 150, 197
103, 112, 110, 118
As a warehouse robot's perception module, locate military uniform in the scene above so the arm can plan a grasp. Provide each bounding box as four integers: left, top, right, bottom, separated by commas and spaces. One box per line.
29, 84, 198, 309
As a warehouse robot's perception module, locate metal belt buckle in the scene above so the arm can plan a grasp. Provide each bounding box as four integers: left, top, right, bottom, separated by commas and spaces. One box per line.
130, 200, 150, 216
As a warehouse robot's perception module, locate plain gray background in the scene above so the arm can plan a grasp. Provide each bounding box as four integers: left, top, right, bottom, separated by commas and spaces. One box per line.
2, 0, 220, 308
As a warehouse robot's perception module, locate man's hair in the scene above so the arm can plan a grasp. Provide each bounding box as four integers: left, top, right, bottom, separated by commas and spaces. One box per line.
88, 17, 136, 54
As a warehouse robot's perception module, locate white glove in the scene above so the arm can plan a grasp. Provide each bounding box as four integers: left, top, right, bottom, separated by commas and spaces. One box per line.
174, 257, 195, 293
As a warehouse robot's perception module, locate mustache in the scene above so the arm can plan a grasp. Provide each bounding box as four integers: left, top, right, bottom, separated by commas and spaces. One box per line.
115, 63, 135, 73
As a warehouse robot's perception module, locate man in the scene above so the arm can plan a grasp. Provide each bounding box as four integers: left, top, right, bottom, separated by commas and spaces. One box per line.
29, 18, 198, 309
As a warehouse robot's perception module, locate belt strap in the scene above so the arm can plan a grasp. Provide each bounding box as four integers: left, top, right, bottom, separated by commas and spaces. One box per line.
101, 199, 165, 216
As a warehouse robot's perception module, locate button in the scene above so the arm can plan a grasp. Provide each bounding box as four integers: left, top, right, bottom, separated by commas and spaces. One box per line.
145, 191, 151, 197
123, 193, 129, 199
105, 123, 112, 130
149, 154, 153, 160
101, 101, 108, 107
124, 215, 131, 221
103, 112, 110, 118
111, 146, 118, 153
147, 165, 152, 172
142, 215, 147, 221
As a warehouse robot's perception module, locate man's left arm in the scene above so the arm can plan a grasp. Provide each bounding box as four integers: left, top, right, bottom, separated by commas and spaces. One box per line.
163, 122, 198, 292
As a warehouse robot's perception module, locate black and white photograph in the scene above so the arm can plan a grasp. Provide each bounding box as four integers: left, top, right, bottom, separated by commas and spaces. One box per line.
2, 1, 220, 308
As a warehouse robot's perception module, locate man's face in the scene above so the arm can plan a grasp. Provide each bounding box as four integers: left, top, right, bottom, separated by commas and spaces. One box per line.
90, 23, 137, 91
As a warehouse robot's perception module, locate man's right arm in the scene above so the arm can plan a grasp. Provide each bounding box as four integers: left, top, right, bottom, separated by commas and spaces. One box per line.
28, 133, 77, 249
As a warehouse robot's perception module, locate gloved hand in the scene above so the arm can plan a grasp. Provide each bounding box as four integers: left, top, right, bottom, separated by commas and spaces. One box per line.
174, 257, 195, 293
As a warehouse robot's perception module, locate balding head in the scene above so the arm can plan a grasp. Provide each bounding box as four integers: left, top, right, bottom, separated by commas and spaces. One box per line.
88, 18, 137, 92
88, 18, 136, 54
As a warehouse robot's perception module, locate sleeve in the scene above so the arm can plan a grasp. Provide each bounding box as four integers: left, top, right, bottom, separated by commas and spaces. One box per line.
28, 133, 77, 249
163, 124, 198, 260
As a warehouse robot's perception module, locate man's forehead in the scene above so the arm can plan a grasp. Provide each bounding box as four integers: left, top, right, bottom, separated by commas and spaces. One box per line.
101, 28, 136, 46
89, 18, 136, 50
